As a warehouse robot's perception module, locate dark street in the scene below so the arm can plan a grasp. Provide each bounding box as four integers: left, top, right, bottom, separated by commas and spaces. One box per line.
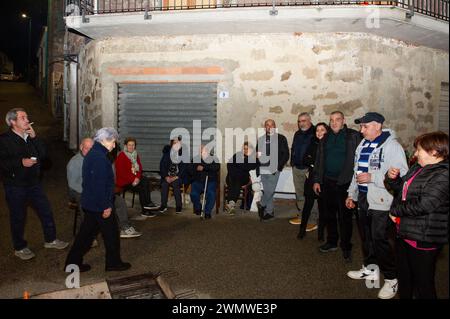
0, 82, 448, 299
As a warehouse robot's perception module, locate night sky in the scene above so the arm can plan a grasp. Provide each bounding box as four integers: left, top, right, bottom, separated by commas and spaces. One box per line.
0, 0, 48, 75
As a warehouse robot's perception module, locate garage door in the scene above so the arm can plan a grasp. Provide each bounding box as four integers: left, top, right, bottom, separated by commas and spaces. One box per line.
117, 83, 217, 171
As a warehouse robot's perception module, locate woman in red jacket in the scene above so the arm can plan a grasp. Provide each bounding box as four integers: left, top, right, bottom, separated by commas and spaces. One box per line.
115, 137, 159, 217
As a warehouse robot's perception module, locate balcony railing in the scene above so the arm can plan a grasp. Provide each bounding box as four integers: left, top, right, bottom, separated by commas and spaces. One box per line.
64, 0, 449, 21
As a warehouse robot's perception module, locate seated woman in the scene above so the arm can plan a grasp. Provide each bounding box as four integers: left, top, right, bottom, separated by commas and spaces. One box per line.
115, 137, 159, 218
225, 142, 258, 215
188, 145, 220, 219
159, 138, 185, 214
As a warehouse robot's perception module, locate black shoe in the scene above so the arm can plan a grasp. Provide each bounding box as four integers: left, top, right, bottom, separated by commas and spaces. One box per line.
319, 242, 338, 253
343, 250, 352, 263
141, 211, 156, 218
158, 206, 168, 214
143, 202, 159, 210
105, 262, 131, 272
262, 214, 274, 221
204, 214, 211, 219
297, 232, 305, 240
194, 209, 201, 216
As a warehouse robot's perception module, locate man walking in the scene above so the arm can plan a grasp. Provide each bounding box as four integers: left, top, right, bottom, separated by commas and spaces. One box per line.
0, 108, 68, 260
289, 112, 315, 225
313, 111, 361, 262
346, 112, 408, 299
257, 119, 290, 221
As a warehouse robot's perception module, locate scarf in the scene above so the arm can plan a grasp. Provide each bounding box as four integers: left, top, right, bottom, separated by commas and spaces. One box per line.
124, 150, 140, 174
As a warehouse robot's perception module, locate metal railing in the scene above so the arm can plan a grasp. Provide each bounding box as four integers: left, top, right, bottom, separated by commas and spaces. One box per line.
64, 0, 449, 21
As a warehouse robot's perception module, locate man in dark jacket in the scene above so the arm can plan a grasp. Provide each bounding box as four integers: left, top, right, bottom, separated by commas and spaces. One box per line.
188, 145, 220, 219
256, 119, 290, 221
290, 112, 315, 224
0, 108, 68, 260
313, 111, 362, 261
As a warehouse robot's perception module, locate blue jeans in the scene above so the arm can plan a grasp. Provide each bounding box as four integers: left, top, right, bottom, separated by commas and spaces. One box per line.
4, 183, 57, 250
190, 180, 217, 215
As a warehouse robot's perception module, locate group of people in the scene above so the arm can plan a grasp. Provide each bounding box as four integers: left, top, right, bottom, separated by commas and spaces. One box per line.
226, 111, 447, 300
0, 107, 448, 299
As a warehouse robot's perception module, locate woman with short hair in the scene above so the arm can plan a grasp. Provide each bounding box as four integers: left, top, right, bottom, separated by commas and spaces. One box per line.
65, 127, 131, 272
386, 131, 449, 299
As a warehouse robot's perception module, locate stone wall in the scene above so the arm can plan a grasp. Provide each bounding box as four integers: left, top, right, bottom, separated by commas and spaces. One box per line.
77, 32, 449, 153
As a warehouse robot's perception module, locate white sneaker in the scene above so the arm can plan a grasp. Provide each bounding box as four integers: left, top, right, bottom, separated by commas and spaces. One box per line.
44, 239, 69, 250
120, 226, 142, 238
14, 247, 35, 260
347, 265, 379, 281
378, 279, 398, 299
225, 201, 236, 215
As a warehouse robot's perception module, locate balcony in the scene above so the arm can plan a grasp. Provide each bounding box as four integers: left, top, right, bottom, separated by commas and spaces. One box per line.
64, 0, 449, 51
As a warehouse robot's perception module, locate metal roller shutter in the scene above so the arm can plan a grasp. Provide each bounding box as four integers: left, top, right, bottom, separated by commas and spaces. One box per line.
439, 82, 449, 133
117, 83, 217, 171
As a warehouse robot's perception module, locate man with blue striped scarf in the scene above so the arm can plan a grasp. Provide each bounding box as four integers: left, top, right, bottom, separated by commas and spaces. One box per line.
346, 112, 408, 299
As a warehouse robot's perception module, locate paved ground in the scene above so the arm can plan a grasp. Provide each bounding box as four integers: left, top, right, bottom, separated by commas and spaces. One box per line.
0, 82, 448, 299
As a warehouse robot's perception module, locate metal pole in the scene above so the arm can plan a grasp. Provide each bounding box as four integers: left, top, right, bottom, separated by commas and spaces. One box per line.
201, 175, 209, 219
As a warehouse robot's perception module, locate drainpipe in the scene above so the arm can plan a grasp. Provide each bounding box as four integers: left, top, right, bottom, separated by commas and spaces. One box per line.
44, 28, 48, 103
63, 27, 69, 142
46, 0, 51, 106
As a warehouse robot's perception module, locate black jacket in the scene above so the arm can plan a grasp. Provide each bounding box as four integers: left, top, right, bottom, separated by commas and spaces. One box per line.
386, 161, 449, 245
313, 125, 362, 186
302, 137, 320, 197
226, 152, 258, 182
159, 145, 186, 180
188, 156, 220, 184
291, 125, 315, 169
81, 142, 115, 212
0, 129, 47, 186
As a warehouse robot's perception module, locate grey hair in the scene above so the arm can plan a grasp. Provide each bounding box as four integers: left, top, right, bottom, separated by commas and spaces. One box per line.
5, 108, 26, 127
299, 112, 311, 119
94, 127, 119, 143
